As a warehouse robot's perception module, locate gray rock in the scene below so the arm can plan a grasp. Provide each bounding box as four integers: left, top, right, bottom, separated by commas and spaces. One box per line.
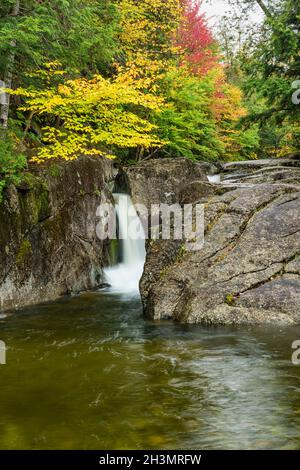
138, 157, 300, 325
0, 157, 114, 312
221, 157, 300, 188
115, 158, 207, 209
179, 180, 216, 204
222, 158, 300, 173
285, 256, 300, 275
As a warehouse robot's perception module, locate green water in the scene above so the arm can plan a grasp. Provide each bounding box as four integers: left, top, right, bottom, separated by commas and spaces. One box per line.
0, 291, 300, 450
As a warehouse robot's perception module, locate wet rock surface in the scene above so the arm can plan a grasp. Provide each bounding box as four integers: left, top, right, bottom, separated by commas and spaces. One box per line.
115, 158, 208, 209
139, 157, 300, 324
0, 157, 114, 311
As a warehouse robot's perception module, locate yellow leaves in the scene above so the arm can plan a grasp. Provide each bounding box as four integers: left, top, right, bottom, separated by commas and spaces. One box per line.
58, 84, 72, 96
14, 68, 164, 163
208, 66, 247, 123
25, 61, 66, 80
119, 0, 178, 50
43, 61, 64, 71
118, 0, 182, 76
221, 84, 247, 121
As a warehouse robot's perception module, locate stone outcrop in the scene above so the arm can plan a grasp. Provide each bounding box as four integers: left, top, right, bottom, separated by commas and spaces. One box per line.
114, 158, 208, 209
222, 157, 300, 186
0, 157, 114, 312
3, 153, 300, 325
139, 157, 300, 325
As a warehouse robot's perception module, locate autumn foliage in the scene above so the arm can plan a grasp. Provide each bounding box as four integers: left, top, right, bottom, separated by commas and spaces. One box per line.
177, 0, 218, 75
11, 64, 164, 161
6, 0, 252, 163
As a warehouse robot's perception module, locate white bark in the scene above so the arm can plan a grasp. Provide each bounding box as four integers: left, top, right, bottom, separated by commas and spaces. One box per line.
255, 0, 273, 18
0, 1, 20, 129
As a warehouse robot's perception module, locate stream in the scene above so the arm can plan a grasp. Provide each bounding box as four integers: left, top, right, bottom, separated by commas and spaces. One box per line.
1, 194, 300, 450
1, 292, 300, 450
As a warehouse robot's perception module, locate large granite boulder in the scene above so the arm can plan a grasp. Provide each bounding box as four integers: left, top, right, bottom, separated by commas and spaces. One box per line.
139, 157, 300, 325
0, 157, 114, 312
221, 157, 300, 186
114, 158, 208, 209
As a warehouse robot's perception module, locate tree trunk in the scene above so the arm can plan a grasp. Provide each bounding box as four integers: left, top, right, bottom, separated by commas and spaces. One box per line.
0, 1, 20, 130
255, 0, 273, 19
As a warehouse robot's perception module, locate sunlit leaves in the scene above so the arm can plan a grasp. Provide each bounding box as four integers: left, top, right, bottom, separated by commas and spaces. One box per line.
11, 69, 164, 162
2, 0, 255, 165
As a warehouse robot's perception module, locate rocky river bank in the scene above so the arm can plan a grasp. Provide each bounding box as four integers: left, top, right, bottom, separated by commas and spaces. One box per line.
131, 157, 300, 325
1, 155, 300, 325
0, 157, 114, 311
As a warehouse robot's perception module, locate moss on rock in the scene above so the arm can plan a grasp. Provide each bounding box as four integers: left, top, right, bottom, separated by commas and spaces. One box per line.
16, 239, 32, 266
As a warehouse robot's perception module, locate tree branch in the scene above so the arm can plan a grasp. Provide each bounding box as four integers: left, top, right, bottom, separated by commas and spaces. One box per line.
255, 0, 273, 19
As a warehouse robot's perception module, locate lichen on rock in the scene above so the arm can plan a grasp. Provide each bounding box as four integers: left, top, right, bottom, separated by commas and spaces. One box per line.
137, 157, 300, 325
0, 157, 114, 312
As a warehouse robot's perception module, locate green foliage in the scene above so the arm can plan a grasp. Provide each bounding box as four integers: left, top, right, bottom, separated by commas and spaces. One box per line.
0, 0, 119, 83
155, 69, 222, 160
241, 0, 300, 153
218, 0, 300, 158
0, 132, 27, 201
236, 125, 260, 159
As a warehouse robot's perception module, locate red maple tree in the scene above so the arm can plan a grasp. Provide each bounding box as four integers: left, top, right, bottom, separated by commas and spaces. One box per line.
177, 0, 218, 75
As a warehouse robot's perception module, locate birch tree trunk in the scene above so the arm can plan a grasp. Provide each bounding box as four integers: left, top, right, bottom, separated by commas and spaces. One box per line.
255, 0, 273, 18
0, 1, 20, 130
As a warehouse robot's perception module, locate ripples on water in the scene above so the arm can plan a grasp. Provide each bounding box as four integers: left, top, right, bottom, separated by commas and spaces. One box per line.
0, 291, 300, 450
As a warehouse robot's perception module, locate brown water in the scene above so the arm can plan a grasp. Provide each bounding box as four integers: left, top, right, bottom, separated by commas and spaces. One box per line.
0, 291, 300, 450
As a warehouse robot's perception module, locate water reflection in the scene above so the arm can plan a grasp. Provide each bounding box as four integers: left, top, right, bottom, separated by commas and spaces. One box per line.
0, 292, 300, 449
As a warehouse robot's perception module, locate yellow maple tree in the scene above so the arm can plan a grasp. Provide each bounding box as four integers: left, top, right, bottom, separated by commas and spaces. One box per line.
11, 66, 165, 162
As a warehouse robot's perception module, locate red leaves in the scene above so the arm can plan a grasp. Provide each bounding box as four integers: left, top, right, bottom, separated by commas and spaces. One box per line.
177, 0, 218, 75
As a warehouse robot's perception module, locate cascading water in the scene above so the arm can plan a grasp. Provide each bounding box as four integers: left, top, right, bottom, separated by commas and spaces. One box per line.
104, 193, 146, 294
207, 174, 221, 183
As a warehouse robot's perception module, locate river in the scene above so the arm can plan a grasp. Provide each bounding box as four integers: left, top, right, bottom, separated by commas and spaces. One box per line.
1, 290, 300, 450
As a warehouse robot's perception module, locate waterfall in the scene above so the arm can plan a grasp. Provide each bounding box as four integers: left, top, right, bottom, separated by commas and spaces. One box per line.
207, 174, 221, 183
104, 194, 146, 294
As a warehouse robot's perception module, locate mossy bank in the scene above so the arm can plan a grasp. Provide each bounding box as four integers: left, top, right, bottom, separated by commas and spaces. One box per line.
0, 157, 114, 312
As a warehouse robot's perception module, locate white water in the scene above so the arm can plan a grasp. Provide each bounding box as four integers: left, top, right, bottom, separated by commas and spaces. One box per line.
104, 194, 146, 294
207, 174, 221, 183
